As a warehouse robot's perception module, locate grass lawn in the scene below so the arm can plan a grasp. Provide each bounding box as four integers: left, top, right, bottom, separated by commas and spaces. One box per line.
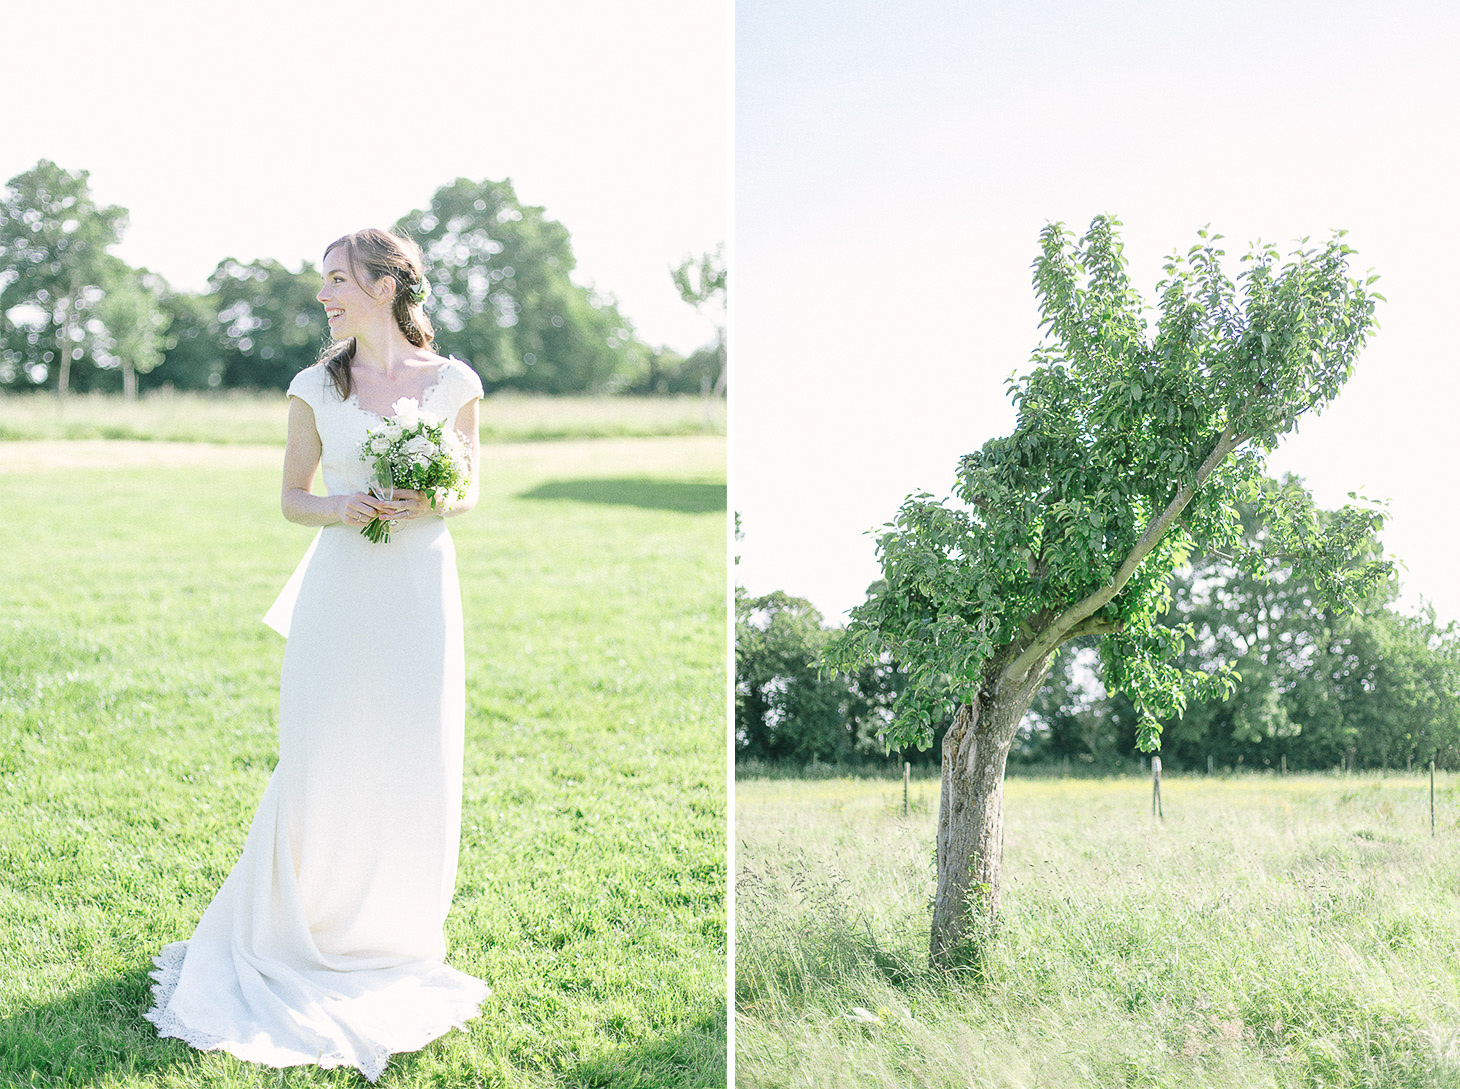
0, 389, 726, 445
737, 773, 1460, 1089
0, 435, 726, 1088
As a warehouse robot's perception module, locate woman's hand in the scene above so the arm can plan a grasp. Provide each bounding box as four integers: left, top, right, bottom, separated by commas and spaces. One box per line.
382, 488, 445, 521
336, 491, 395, 528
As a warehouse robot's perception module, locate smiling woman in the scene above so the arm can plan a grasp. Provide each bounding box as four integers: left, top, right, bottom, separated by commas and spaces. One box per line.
142, 227, 490, 1082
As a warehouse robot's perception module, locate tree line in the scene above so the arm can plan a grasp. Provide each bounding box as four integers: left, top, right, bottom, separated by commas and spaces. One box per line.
738, 476, 1460, 775
0, 160, 723, 399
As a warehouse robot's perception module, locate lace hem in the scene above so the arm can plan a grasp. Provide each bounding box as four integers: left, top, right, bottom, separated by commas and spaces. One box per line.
142, 943, 487, 1083
143, 943, 228, 1052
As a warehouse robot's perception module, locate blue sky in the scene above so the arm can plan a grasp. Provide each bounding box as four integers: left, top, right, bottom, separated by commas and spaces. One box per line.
735, 0, 1460, 622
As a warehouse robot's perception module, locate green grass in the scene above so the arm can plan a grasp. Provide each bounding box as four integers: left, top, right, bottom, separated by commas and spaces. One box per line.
737, 774, 1460, 1088
0, 435, 727, 1088
0, 389, 726, 445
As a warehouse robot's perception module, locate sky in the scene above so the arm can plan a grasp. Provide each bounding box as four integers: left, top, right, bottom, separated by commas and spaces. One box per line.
2, 0, 728, 355
735, 0, 1460, 625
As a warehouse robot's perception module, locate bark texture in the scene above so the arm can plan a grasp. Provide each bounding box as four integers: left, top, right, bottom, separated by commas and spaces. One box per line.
930, 652, 1053, 967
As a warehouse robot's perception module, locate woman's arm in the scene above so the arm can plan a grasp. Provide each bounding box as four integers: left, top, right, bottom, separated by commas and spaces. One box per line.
280, 397, 387, 526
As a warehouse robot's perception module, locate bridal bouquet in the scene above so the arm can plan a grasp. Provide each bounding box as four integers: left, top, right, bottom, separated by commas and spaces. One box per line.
356, 397, 471, 544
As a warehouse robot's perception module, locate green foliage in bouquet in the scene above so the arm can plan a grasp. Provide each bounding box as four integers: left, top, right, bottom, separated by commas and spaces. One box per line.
358, 396, 471, 543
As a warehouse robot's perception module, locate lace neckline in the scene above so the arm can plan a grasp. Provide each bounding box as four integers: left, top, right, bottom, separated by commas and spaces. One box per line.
347, 359, 452, 420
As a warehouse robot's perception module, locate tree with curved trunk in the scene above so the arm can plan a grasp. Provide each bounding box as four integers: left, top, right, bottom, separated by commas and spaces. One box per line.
825, 216, 1389, 967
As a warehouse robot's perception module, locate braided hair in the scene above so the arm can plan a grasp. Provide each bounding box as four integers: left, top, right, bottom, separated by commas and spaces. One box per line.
316, 228, 436, 400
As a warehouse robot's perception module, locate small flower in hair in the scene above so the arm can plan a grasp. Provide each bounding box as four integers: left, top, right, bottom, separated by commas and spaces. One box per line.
408, 277, 430, 305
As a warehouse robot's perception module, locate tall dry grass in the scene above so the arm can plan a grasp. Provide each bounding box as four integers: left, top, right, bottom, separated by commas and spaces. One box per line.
737, 773, 1460, 1088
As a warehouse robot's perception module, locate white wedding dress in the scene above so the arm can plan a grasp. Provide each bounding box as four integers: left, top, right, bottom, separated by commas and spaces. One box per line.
145, 358, 488, 1082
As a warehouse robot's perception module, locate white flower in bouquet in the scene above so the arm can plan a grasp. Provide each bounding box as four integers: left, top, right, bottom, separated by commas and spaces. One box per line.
390, 396, 440, 430
440, 429, 465, 461
355, 403, 472, 545
403, 435, 436, 467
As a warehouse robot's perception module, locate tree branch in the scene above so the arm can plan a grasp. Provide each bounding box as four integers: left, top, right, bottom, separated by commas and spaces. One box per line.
1066, 616, 1124, 639
1002, 423, 1243, 684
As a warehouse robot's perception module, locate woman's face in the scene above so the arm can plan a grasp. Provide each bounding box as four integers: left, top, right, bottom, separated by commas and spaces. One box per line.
317, 246, 390, 340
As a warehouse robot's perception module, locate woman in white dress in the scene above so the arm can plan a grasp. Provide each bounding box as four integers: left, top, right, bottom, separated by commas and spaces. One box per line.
145, 228, 489, 1081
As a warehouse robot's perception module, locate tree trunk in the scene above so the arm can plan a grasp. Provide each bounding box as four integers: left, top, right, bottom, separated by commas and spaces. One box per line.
122, 360, 137, 401
930, 651, 1053, 967
55, 304, 75, 402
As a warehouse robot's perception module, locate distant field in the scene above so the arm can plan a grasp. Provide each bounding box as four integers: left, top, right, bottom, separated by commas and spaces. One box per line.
737, 773, 1460, 1089
0, 388, 726, 445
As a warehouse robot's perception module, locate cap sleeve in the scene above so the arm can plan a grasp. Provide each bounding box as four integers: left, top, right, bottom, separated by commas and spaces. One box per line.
286, 365, 327, 409
459, 359, 484, 403
448, 358, 484, 412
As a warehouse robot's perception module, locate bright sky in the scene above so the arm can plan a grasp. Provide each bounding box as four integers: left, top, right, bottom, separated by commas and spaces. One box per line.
735, 0, 1460, 626
2, 0, 728, 355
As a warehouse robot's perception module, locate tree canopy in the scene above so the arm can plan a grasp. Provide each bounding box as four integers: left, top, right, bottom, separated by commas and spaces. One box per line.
829, 217, 1388, 754
824, 215, 1388, 964
0, 161, 701, 398
736, 587, 907, 765
207, 257, 329, 390
0, 160, 128, 394
397, 178, 649, 395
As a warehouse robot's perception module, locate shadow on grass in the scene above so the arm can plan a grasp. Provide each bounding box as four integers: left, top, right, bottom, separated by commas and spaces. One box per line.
0, 965, 206, 1086
517, 478, 726, 514
1, 969, 725, 1089
563, 1003, 727, 1089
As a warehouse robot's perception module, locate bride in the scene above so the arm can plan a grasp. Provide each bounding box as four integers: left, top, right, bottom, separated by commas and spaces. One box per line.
145, 228, 489, 1081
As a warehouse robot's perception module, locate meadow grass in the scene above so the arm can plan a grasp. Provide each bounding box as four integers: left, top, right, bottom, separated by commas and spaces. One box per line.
737, 773, 1460, 1088
0, 435, 726, 1088
0, 389, 726, 445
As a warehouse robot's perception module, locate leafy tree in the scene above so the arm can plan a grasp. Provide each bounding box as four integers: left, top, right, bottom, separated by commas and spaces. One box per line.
1171, 602, 1460, 773
1157, 474, 1381, 769
92, 263, 167, 399
635, 344, 724, 396
1021, 637, 1134, 767
736, 589, 851, 762
1033, 479, 1460, 775
0, 160, 127, 395
826, 216, 1387, 966
670, 245, 726, 396
209, 258, 328, 389
154, 286, 222, 390
1337, 610, 1460, 769
397, 178, 649, 394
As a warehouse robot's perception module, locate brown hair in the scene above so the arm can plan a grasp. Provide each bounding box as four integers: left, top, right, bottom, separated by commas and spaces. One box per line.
316, 228, 436, 400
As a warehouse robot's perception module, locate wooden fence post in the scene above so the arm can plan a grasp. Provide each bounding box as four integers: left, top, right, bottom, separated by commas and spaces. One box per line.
1431, 757, 1436, 837
904, 761, 910, 818
1152, 755, 1163, 820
